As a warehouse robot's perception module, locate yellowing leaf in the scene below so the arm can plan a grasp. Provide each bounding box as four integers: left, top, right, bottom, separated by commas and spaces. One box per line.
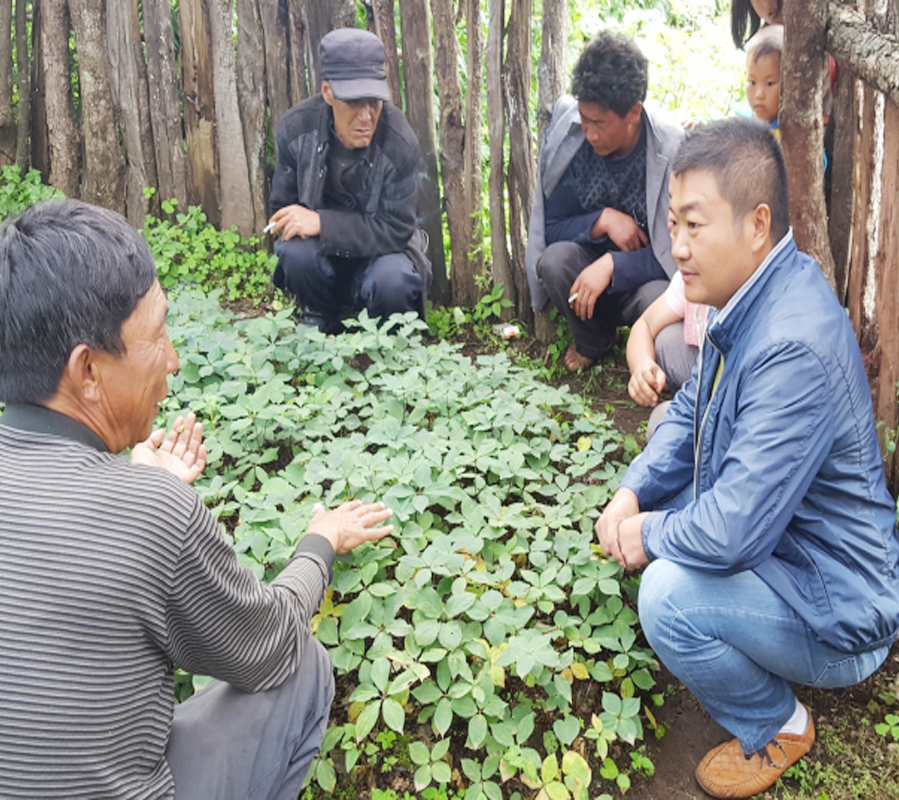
576, 436, 592, 452
570, 662, 590, 680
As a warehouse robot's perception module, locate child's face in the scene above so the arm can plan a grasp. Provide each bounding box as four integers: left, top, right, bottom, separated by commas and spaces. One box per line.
746, 52, 781, 124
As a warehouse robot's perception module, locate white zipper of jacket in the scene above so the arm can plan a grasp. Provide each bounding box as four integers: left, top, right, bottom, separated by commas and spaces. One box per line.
693, 334, 723, 501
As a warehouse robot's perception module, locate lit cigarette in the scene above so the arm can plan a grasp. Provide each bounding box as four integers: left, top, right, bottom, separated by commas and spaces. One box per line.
263, 221, 276, 234
568, 292, 579, 304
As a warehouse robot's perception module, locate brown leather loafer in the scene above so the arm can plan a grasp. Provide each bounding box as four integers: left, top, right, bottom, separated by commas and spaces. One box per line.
695, 712, 815, 798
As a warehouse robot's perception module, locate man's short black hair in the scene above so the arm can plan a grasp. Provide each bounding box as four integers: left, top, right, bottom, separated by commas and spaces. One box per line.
672, 117, 790, 243
571, 31, 648, 118
0, 199, 157, 403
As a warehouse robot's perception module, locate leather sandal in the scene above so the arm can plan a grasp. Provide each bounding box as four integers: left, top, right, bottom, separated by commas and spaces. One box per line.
695, 711, 815, 798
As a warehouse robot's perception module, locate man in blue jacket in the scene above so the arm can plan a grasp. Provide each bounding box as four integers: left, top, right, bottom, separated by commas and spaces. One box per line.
597, 118, 899, 798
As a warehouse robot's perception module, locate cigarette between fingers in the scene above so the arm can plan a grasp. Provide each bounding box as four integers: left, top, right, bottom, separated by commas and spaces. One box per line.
263, 221, 276, 234
568, 292, 579, 304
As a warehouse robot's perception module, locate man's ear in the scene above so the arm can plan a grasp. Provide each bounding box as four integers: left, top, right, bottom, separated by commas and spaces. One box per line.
321, 80, 334, 107
749, 203, 772, 253
625, 101, 643, 128
61, 343, 103, 403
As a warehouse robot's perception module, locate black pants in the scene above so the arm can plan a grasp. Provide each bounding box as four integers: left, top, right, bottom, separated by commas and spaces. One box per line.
536, 240, 668, 361
274, 236, 423, 331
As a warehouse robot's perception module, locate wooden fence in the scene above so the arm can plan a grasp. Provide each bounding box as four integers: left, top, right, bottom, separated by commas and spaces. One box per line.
1, 0, 898, 490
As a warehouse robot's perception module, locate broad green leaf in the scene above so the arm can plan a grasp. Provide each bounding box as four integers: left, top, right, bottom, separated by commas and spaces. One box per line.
381, 697, 406, 733
354, 701, 380, 742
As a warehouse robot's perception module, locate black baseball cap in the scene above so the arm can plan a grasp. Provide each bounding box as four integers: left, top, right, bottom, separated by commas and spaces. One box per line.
320, 28, 391, 102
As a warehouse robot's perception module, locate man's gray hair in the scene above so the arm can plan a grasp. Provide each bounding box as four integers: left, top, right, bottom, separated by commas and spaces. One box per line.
0, 199, 157, 403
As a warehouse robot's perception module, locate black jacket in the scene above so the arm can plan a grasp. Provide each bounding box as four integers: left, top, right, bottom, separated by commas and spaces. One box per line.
269, 94, 431, 294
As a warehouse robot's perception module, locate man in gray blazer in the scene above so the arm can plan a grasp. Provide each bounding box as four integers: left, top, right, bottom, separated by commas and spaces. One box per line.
525, 32, 683, 372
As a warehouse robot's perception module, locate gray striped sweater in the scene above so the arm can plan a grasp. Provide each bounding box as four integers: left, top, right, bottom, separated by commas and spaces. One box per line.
0, 404, 335, 798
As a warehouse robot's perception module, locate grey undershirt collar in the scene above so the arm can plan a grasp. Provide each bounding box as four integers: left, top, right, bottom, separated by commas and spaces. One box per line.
0, 403, 109, 452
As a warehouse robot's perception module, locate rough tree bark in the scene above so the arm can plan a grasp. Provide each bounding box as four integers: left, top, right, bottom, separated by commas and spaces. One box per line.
369, 0, 402, 107
30, 0, 48, 176
874, 93, 899, 490
107, 0, 157, 224
179, 0, 217, 223
208, 0, 255, 235
303, 0, 357, 91
463, 0, 484, 292
534, 0, 567, 341
15, 0, 30, 167
0, 0, 16, 165
287, 2, 308, 103
505, 0, 535, 322
781, 0, 835, 286
431, 0, 479, 306
259, 0, 292, 154
144, 0, 188, 210
536, 0, 567, 146
486, 0, 510, 305
237, 0, 269, 231
41, 0, 80, 197
398, 0, 449, 304
828, 61, 855, 300
827, 1, 899, 108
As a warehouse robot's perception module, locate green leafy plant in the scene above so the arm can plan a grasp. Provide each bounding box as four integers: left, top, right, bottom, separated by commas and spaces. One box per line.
161, 292, 656, 797
875, 713, 899, 739
142, 199, 277, 300
0, 166, 66, 222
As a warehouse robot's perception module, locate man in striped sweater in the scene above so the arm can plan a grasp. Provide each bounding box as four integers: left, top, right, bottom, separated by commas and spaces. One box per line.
0, 199, 393, 798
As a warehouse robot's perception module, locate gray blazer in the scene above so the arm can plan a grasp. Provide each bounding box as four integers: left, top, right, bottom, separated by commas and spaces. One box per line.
525, 96, 684, 310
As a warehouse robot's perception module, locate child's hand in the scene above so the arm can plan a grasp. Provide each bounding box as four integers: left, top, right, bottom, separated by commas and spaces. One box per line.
629, 360, 667, 407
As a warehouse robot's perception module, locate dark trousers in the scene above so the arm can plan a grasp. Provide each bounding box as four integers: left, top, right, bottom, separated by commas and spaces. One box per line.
274, 237, 423, 331
166, 638, 335, 800
537, 240, 668, 361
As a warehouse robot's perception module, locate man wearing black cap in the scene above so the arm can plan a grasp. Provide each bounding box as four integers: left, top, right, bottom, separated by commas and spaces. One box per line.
267, 28, 430, 333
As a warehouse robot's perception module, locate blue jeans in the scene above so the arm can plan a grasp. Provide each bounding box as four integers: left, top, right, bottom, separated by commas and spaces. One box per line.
639, 557, 890, 754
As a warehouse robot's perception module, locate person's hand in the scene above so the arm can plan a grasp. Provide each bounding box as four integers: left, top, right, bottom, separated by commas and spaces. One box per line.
308, 500, 394, 554
592, 208, 649, 252
569, 253, 614, 320
628, 359, 667, 407
595, 488, 640, 566
267, 204, 322, 242
131, 413, 208, 484
617, 513, 649, 570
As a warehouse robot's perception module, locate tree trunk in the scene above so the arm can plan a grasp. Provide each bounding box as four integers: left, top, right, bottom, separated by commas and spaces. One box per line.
398, 0, 448, 305
504, 0, 534, 322
536, 0, 567, 146
41, 0, 79, 197
287, 1, 308, 103
463, 0, 484, 292
370, 0, 402, 107
0, 0, 16, 165
179, 0, 217, 222
237, 0, 269, 232
144, 0, 188, 209
431, 0, 471, 305
486, 0, 509, 306
208, 0, 255, 235
107, 0, 157, 224
303, 0, 357, 91
30, 0, 48, 176
14, 0, 30, 168
781, 0, 835, 285
259, 0, 292, 153
828, 63, 855, 300
847, 82, 875, 343
827, 1, 899, 108
874, 95, 899, 491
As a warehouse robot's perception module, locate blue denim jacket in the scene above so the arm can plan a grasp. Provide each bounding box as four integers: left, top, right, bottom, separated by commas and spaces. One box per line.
622, 232, 899, 653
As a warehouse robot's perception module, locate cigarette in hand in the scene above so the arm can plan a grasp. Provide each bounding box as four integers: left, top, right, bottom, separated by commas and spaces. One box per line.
568, 292, 579, 304
263, 221, 276, 235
